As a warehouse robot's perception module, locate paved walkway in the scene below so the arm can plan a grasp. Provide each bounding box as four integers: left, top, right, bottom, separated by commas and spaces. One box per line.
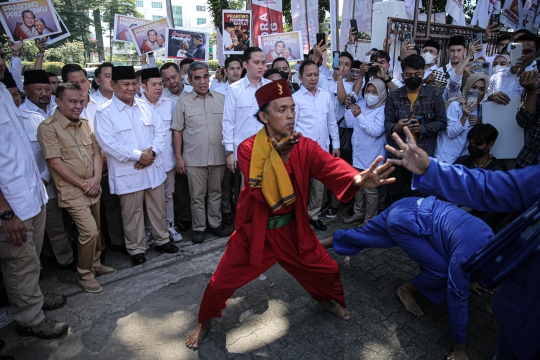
0, 208, 498, 359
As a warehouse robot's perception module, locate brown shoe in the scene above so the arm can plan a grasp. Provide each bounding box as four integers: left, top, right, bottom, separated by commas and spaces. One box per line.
94, 265, 116, 276
342, 215, 364, 224
78, 278, 102, 293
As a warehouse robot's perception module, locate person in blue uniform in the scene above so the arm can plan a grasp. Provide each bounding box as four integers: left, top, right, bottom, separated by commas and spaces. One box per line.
323, 195, 494, 360
383, 126, 540, 360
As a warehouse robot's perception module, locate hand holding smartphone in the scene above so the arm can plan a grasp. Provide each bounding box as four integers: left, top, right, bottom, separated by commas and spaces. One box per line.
316, 33, 326, 46
333, 51, 341, 70
350, 19, 358, 35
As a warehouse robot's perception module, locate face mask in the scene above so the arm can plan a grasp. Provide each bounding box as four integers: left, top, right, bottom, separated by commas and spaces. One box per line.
404, 76, 423, 90
182, 74, 189, 84
422, 52, 437, 65
492, 65, 507, 74
366, 94, 379, 107
468, 145, 485, 159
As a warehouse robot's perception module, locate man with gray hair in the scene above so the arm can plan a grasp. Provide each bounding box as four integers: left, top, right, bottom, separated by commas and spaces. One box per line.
172, 62, 232, 243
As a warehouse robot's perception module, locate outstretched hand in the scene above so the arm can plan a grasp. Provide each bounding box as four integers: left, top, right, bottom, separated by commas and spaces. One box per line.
385, 127, 431, 175
272, 131, 302, 158
352, 155, 396, 189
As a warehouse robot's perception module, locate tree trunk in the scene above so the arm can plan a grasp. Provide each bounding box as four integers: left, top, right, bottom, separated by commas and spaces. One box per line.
93, 8, 106, 62
109, 29, 113, 61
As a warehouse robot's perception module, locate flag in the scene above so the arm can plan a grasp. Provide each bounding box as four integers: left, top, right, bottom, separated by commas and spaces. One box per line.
165, 0, 174, 27
404, 0, 423, 18
446, 0, 466, 26
501, 0, 523, 30
521, 0, 539, 30
471, 0, 501, 27
291, 0, 319, 54
251, 0, 283, 47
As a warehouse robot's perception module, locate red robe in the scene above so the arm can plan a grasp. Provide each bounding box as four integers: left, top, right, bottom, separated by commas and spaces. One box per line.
197, 135, 360, 323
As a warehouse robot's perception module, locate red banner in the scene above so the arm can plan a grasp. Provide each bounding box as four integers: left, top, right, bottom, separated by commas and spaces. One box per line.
251, 0, 283, 47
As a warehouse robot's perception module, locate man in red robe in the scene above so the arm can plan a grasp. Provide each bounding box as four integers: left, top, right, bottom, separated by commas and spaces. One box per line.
185, 78, 395, 349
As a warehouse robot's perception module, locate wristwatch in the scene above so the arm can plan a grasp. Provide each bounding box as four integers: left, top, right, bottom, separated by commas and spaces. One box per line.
225, 150, 234, 157
0, 210, 15, 220
37, 53, 45, 58
383, 76, 393, 84
152, 151, 156, 158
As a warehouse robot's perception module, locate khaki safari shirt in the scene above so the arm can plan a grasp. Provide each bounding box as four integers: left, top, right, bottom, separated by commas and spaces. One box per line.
172, 90, 226, 167
37, 109, 101, 208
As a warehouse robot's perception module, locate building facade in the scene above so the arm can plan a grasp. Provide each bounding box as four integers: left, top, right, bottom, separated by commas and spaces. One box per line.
135, 0, 211, 28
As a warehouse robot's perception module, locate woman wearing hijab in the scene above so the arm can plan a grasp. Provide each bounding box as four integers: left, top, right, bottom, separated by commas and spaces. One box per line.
491, 54, 510, 76
342, 78, 388, 225
434, 73, 489, 164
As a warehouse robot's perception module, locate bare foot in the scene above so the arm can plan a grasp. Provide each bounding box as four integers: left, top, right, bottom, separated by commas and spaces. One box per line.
397, 282, 424, 316
317, 300, 351, 320
319, 237, 333, 249
186, 319, 212, 349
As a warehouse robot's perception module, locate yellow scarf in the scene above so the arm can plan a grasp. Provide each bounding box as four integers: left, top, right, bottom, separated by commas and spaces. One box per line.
249, 128, 296, 211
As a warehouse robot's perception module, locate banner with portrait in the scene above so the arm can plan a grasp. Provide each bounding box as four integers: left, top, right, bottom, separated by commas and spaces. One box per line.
45, 11, 70, 45
164, 28, 209, 61
129, 17, 172, 56
252, 0, 283, 47
113, 14, 151, 43
0, 0, 62, 42
222, 10, 251, 55
258, 31, 303, 63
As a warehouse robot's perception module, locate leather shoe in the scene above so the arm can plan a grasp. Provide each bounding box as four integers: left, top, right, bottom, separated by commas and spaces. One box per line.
155, 242, 179, 254
222, 212, 233, 225
192, 230, 204, 244
177, 221, 192, 232
132, 253, 146, 266
309, 219, 327, 231
343, 215, 364, 224
210, 223, 233, 238
108, 244, 128, 254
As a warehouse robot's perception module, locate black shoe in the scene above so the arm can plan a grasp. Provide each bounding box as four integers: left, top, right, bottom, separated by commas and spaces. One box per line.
42, 294, 67, 311
346, 208, 354, 216
192, 231, 204, 244
210, 223, 233, 238
326, 207, 339, 219
154, 242, 179, 254
309, 219, 327, 231
222, 212, 233, 225
131, 253, 146, 266
108, 244, 128, 254
177, 221, 192, 232
56, 259, 77, 271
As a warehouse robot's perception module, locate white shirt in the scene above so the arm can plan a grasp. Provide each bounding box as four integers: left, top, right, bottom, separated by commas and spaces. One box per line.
424, 64, 441, 79
0, 84, 47, 222
81, 94, 103, 131
222, 76, 272, 158
223, 32, 233, 50
323, 78, 355, 121
434, 101, 476, 163
20, 109, 56, 199
8, 56, 24, 93
344, 101, 387, 169
94, 95, 167, 195
486, 62, 537, 100
162, 85, 193, 105
143, 94, 175, 172
293, 86, 339, 151
91, 89, 110, 105
20, 98, 56, 119
213, 81, 231, 95
210, 78, 221, 90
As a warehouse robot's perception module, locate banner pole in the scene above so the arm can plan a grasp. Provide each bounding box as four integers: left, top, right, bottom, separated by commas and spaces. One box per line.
166, 0, 175, 27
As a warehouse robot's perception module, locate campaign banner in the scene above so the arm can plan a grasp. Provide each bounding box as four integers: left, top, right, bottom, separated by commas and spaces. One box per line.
501, 0, 523, 29
113, 14, 151, 43
0, 0, 62, 42
340, 0, 373, 51
129, 17, 172, 56
45, 11, 70, 45
291, 0, 318, 54
251, 0, 283, 47
258, 31, 303, 63
222, 10, 251, 55
164, 28, 209, 61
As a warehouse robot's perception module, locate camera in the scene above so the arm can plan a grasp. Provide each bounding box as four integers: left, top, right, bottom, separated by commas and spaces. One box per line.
367, 63, 379, 76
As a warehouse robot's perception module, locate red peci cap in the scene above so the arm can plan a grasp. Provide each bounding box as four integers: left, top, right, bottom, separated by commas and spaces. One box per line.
255, 78, 292, 107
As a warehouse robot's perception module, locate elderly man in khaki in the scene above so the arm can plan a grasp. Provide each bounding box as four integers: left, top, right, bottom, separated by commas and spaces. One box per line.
38, 83, 116, 293
172, 62, 233, 244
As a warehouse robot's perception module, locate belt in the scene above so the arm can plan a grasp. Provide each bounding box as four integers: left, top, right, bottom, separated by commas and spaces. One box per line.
267, 211, 295, 229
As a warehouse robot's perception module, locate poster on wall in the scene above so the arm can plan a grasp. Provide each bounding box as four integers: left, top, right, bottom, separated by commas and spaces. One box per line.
129, 17, 172, 56
222, 10, 251, 55
113, 14, 151, 43
258, 31, 303, 63
0, 0, 62, 42
164, 28, 209, 61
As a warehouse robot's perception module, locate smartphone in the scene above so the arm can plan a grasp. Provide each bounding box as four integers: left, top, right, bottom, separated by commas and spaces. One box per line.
466, 90, 479, 105
350, 19, 358, 34
473, 32, 483, 45
432, 70, 450, 84
349, 96, 356, 105
490, 12, 500, 25
333, 51, 340, 70
410, 116, 422, 124
404, 32, 412, 42
303, 53, 309, 62
510, 42, 523, 66
316, 33, 326, 46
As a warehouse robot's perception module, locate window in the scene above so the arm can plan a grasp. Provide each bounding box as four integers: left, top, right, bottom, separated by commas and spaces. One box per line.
196, 18, 206, 25
151, 1, 162, 8
172, 6, 182, 27
196, 5, 206, 11
152, 15, 162, 21
136, 0, 143, 7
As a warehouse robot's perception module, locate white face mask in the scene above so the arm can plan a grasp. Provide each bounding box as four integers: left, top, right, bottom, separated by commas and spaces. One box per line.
365, 93, 379, 107
422, 52, 437, 65
492, 65, 507, 74
182, 74, 189, 84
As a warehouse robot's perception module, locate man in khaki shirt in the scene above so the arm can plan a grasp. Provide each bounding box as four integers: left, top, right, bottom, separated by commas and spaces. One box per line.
172, 62, 233, 244
38, 83, 116, 293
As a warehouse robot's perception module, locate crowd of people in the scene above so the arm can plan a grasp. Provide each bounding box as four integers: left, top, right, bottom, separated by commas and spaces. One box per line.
0, 21, 538, 360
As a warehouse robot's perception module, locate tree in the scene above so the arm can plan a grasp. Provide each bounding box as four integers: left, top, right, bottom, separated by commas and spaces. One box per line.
45, 41, 86, 64
51, 0, 94, 58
